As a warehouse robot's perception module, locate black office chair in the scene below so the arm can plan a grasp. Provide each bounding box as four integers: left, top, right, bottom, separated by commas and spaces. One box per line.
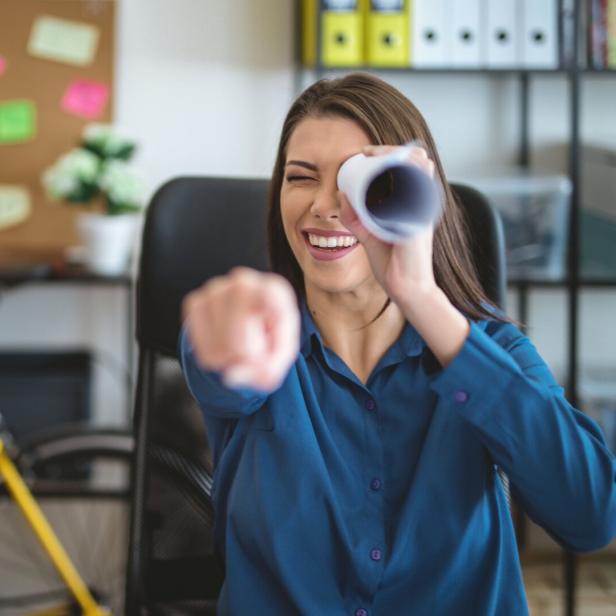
454, 183, 507, 309
125, 177, 507, 615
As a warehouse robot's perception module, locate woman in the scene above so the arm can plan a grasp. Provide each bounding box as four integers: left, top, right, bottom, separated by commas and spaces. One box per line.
180, 73, 616, 615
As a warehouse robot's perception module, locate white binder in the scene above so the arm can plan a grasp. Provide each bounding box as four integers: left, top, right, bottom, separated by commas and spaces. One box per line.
483, 0, 519, 67
520, 0, 559, 68
446, 0, 481, 67
411, 0, 446, 67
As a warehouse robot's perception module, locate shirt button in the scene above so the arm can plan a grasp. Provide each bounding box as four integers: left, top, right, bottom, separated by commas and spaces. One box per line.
365, 398, 376, 411
370, 478, 381, 491
355, 609, 368, 616
370, 548, 382, 561
454, 389, 470, 403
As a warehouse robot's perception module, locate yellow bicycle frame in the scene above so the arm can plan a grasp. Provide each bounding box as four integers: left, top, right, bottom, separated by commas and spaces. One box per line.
0, 437, 111, 616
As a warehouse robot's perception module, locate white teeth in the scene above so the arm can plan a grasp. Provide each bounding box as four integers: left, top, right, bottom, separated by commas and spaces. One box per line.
307, 233, 358, 248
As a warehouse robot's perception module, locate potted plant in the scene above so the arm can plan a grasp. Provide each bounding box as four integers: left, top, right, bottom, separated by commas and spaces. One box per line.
42, 124, 147, 275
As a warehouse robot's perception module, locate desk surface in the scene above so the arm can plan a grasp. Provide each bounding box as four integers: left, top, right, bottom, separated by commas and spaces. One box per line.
0, 260, 132, 288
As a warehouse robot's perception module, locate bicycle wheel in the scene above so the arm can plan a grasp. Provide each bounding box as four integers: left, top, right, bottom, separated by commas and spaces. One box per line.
0, 427, 133, 616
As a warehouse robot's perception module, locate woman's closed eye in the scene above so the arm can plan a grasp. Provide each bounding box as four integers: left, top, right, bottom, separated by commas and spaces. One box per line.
286, 175, 316, 183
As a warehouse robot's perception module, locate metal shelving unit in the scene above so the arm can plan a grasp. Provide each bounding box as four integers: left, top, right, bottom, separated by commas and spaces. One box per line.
297, 1, 616, 615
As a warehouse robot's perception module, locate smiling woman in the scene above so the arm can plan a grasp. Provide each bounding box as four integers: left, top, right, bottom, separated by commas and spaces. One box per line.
268, 74, 495, 326
180, 72, 616, 616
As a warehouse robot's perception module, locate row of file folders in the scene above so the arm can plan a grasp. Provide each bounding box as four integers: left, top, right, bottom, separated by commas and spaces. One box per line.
302, 0, 563, 69
588, 0, 616, 68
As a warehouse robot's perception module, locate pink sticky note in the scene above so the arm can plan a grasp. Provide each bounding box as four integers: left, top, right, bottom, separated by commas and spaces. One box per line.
61, 80, 109, 119
0, 56, 7, 76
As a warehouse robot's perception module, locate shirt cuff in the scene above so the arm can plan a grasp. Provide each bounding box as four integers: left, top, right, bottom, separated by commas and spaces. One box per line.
428, 320, 522, 425
179, 324, 267, 410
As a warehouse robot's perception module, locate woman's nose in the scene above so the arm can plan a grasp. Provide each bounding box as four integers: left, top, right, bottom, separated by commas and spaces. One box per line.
310, 188, 340, 220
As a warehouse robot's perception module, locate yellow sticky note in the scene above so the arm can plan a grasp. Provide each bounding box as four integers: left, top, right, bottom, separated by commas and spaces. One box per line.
0, 185, 31, 230
28, 15, 99, 66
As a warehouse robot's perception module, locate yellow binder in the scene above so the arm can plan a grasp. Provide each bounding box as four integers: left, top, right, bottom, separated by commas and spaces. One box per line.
302, 0, 364, 68
365, 0, 410, 67
302, 0, 318, 66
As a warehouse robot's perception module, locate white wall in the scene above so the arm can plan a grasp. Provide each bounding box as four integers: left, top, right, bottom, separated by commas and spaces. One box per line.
2, 0, 616, 425
115, 0, 296, 186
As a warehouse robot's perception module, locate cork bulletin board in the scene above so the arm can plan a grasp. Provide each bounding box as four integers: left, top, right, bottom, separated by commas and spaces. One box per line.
0, 0, 115, 265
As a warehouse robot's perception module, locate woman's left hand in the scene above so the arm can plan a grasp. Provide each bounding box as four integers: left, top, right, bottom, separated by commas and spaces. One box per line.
338, 145, 439, 311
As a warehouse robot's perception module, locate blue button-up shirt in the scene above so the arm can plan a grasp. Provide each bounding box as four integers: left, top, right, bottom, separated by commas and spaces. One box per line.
180, 300, 616, 616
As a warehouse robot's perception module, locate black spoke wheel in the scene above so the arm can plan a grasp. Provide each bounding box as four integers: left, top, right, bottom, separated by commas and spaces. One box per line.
0, 427, 133, 615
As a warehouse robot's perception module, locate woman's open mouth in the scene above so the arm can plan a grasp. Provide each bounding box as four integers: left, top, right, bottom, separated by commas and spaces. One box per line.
302, 232, 359, 262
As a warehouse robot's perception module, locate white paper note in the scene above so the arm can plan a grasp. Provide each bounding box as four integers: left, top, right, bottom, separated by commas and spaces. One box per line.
0, 185, 31, 230
28, 15, 99, 66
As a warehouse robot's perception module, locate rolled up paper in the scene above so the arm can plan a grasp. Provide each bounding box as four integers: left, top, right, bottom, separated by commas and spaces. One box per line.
337, 146, 441, 243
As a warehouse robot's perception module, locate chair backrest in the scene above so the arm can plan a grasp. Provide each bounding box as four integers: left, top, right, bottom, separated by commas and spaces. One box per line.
137, 177, 271, 358
126, 177, 507, 613
137, 179, 506, 361
452, 183, 507, 310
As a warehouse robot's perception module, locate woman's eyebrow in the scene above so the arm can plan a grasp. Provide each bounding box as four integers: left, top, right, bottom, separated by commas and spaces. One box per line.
285, 160, 318, 172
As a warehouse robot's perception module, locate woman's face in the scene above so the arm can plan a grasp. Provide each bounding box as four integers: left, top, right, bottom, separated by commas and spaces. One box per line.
280, 115, 377, 297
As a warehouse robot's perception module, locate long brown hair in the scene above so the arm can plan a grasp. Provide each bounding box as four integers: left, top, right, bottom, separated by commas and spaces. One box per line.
267, 72, 508, 324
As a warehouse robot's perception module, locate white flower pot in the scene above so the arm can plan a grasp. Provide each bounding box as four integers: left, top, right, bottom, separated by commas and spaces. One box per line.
77, 212, 140, 276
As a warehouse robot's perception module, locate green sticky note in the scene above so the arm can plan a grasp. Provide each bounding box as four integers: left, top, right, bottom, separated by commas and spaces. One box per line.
0, 100, 36, 144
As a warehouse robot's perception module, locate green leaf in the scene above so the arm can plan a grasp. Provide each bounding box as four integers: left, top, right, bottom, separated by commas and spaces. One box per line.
80, 141, 106, 160
106, 196, 141, 216
67, 182, 100, 203
112, 144, 136, 161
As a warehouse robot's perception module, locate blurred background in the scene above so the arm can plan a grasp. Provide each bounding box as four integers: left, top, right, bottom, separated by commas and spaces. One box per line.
0, 1, 615, 615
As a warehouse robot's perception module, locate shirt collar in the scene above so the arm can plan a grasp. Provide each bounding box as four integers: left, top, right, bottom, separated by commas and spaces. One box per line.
299, 297, 425, 360
299, 298, 320, 358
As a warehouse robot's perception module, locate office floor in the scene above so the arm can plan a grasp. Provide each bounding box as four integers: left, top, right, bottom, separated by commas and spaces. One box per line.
522, 556, 616, 615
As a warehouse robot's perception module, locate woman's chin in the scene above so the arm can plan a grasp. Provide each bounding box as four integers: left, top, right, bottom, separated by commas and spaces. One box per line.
304, 271, 371, 296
